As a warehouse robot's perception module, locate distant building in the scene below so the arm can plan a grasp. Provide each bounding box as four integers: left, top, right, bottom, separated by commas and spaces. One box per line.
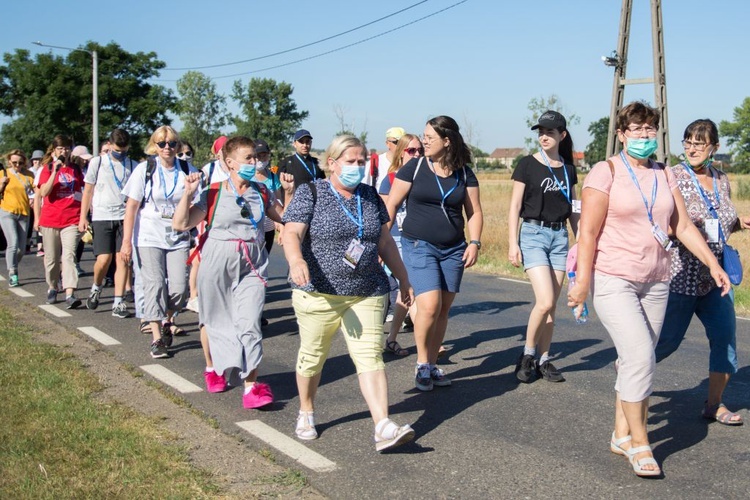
488, 147, 526, 168
573, 151, 588, 170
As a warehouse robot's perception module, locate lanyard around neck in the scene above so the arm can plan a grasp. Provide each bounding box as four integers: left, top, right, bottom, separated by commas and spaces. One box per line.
539, 150, 571, 203
107, 154, 129, 190
327, 181, 363, 240
683, 162, 720, 214
427, 158, 459, 223
295, 153, 316, 179
226, 178, 263, 230
620, 151, 658, 226
157, 159, 179, 201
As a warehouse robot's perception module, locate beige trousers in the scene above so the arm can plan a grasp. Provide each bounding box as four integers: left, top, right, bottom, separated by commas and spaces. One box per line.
40, 225, 81, 291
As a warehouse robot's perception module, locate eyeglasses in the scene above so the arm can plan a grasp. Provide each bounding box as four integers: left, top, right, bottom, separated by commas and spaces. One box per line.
682, 140, 711, 152
404, 147, 423, 156
9, 161, 24, 166
625, 126, 658, 137
235, 197, 251, 219
421, 135, 440, 144
156, 140, 178, 149
177, 152, 193, 159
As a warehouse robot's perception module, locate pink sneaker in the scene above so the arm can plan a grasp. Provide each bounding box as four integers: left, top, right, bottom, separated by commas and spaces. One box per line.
242, 382, 274, 409
204, 370, 227, 393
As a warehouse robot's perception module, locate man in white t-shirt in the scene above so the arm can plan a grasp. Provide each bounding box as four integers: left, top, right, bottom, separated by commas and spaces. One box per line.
79, 128, 134, 318
363, 126, 405, 191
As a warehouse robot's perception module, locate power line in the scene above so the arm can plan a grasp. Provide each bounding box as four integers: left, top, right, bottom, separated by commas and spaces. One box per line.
163, 0, 430, 71
208, 0, 468, 81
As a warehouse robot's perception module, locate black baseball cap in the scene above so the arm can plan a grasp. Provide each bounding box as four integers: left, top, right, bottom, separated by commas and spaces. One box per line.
531, 110, 567, 130
254, 139, 270, 154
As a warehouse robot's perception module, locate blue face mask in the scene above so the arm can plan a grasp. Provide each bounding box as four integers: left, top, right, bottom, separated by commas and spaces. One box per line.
237, 164, 256, 181
337, 162, 364, 188
111, 150, 127, 161
626, 138, 658, 159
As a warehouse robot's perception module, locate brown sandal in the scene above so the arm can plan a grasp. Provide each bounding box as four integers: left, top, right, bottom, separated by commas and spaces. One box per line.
385, 340, 409, 356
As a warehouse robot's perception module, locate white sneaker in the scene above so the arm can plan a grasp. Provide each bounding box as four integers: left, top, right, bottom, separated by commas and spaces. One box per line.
295, 411, 317, 440
185, 297, 199, 313
374, 419, 415, 452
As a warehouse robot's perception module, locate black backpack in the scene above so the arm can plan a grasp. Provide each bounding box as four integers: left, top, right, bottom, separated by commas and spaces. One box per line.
142, 156, 191, 208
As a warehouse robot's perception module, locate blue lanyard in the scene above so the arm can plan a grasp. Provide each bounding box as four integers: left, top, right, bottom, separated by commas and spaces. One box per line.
226, 178, 263, 230
157, 160, 179, 201
295, 153, 316, 179
428, 159, 459, 221
328, 181, 363, 240
539, 150, 571, 203
683, 162, 720, 213
620, 151, 658, 226
107, 154, 129, 190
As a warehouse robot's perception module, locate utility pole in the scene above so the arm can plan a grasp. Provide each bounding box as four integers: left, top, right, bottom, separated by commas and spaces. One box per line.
604, 0, 670, 164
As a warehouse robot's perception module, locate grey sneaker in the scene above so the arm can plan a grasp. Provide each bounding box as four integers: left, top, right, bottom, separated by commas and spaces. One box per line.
86, 289, 101, 310
46, 289, 58, 304
515, 354, 537, 383
112, 302, 131, 319
150, 339, 169, 359
430, 366, 452, 387
415, 364, 433, 392
65, 295, 82, 310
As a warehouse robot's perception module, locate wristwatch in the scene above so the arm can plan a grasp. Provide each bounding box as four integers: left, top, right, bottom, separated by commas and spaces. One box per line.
469, 240, 482, 250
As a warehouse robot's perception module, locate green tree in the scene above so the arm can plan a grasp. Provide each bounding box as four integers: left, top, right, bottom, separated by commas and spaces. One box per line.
176, 71, 228, 164
0, 42, 175, 158
524, 94, 581, 152
720, 97, 750, 173
584, 116, 609, 166
231, 78, 309, 160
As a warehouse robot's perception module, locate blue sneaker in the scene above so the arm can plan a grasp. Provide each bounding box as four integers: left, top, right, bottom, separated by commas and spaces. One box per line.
46, 289, 58, 304
430, 366, 452, 387
415, 364, 433, 392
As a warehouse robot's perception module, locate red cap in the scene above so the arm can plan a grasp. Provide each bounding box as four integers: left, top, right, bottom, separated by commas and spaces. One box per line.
211, 136, 228, 155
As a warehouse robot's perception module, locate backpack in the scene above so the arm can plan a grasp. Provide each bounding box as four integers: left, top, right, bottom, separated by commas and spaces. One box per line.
187, 180, 271, 265
141, 156, 191, 208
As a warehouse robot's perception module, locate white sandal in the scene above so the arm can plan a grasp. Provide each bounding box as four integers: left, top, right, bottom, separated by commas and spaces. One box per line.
627, 445, 661, 477
610, 432, 631, 456
295, 411, 317, 441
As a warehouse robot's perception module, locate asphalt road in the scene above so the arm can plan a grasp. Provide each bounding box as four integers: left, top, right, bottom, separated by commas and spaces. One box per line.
4, 245, 749, 499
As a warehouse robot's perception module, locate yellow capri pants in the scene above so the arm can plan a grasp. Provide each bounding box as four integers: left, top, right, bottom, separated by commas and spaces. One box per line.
292, 289, 387, 377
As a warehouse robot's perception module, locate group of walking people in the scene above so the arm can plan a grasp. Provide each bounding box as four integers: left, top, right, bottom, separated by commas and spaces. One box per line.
2, 103, 744, 461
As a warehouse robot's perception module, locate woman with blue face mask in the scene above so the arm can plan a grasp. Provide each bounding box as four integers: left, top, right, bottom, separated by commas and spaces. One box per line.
282, 135, 416, 452
568, 102, 731, 477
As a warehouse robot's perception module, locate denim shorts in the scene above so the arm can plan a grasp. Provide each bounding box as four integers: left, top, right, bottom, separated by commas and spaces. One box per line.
519, 221, 569, 271
655, 287, 738, 374
401, 236, 466, 296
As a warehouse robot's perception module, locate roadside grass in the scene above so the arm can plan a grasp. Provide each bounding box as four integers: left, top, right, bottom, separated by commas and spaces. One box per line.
0, 307, 222, 499
473, 172, 750, 315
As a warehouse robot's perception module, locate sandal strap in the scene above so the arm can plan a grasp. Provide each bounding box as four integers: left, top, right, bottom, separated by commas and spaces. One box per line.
716, 408, 743, 424
611, 432, 632, 447
627, 445, 653, 456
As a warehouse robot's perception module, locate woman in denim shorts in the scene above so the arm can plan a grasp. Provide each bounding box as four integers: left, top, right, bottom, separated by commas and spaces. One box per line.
508, 111, 579, 383
386, 116, 483, 392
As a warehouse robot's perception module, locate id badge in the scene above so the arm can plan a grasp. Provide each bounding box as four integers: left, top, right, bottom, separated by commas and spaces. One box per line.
343, 238, 365, 269
652, 224, 672, 251
571, 199, 582, 214
161, 204, 175, 219
396, 211, 407, 230
704, 218, 720, 243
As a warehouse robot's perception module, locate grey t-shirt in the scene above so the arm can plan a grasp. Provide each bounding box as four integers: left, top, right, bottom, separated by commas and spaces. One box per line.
195, 181, 275, 244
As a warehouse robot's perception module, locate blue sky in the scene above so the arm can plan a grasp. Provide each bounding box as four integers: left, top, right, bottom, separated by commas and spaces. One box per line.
2, 0, 747, 155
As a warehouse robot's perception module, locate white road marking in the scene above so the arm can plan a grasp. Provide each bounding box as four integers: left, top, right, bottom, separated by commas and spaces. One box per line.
9, 287, 34, 297
498, 277, 530, 285
38, 304, 72, 317
139, 364, 203, 393
78, 326, 121, 346
235, 420, 337, 473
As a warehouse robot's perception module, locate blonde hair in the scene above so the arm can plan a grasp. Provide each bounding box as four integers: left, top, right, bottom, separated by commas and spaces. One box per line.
144, 125, 181, 155
5, 148, 27, 166
389, 134, 421, 173
325, 134, 366, 163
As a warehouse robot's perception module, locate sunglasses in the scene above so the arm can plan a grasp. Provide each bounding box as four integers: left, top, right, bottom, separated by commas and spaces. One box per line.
9, 161, 24, 166
156, 140, 178, 149
404, 147, 424, 156
177, 152, 193, 158
236, 197, 251, 219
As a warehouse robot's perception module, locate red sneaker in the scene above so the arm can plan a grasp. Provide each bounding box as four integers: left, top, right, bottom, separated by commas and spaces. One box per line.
242, 382, 274, 409
204, 370, 227, 393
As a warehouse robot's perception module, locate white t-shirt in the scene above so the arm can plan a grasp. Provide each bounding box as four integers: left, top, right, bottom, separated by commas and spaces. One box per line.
363, 152, 392, 191
201, 160, 229, 184
121, 159, 194, 250
84, 154, 134, 220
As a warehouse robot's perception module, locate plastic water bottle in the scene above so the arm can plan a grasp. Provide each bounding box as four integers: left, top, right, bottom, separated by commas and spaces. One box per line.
567, 271, 588, 324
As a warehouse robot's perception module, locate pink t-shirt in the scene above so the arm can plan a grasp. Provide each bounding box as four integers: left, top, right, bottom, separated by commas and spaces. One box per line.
583, 155, 677, 283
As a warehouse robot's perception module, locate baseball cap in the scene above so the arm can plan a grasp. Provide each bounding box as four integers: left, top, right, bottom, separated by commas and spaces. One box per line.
211, 135, 228, 155
31, 150, 44, 160
294, 129, 312, 142
386, 127, 406, 140
254, 139, 270, 154
71, 145, 93, 160
531, 111, 567, 131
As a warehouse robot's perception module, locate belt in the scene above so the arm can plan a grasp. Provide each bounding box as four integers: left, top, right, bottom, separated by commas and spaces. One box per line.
523, 218, 565, 230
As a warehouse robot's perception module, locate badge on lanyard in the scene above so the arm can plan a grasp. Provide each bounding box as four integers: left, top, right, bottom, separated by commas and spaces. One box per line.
161, 204, 175, 219
652, 225, 672, 250
571, 199, 581, 213
327, 182, 365, 268
396, 210, 407, 230
704, 218, 720, 243
343, 239, 365, 269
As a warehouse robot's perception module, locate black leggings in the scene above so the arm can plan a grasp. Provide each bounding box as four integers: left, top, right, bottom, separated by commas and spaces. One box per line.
264, 230, 275, 254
